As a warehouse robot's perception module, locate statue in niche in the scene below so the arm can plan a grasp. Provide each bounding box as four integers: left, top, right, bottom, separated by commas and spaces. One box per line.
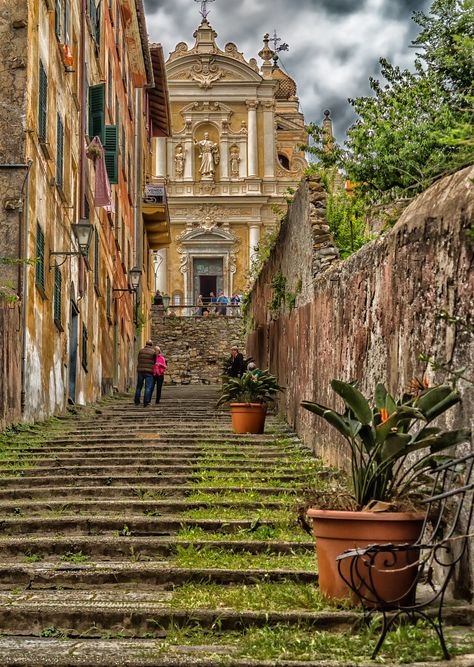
194, 132, 220, 181
174, 145, 185, 177
229, 145, 240, 178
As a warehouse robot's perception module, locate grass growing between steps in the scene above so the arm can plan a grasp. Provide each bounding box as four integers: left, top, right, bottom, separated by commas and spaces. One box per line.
177, 524, 310, 543
171, 545, 315, 571
181, 507, 295, 521
168, 581, 344, 612
0, 418, 75, 479
154, 623, 474, 664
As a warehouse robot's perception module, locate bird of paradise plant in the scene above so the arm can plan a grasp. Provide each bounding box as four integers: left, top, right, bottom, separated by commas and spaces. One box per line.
302, 380, 470, 510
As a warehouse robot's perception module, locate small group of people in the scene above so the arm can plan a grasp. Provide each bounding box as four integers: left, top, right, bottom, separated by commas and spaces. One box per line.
134, 340, 167, 407
197, 292, 241, 317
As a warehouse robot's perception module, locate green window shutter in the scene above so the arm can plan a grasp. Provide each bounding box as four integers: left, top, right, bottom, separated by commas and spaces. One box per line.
104, 124, 118, 184
35, 224, 45, 289
82, 323, 88, 371
38, 61, 48, 142
55, 0, 62, 40
88, 83, 105, 142
54, 264, 62, 325
56, 114, 64, 188
95, 1, 101, 46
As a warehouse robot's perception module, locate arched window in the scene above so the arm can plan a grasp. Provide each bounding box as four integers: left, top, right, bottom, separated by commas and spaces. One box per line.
172, 291, 183, 305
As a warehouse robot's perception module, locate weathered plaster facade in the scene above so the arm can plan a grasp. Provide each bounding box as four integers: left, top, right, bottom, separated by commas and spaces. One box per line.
0, 0, 170, 427
152, 20, 307, 306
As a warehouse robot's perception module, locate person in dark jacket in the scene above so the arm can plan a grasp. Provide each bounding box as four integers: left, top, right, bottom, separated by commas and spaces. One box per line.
229, 345, 245, 378
134, 340, 156, 406
153, 290, 164, 306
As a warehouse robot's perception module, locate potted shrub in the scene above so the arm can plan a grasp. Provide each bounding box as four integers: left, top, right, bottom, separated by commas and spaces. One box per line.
218, 370, 282, 434
302, 380, 470, 602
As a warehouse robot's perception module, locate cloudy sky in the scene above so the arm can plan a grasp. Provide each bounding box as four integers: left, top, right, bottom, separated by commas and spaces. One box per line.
144, 0, 431, 141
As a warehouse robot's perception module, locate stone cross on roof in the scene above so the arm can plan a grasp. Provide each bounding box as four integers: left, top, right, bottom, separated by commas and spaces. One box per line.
270, 29, 289, 54
195, 0, 216, 20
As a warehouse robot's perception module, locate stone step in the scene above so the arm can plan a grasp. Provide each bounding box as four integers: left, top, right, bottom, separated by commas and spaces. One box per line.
0, 591, 471, 642
0, 637, 471, 667
0, 484, 298, 500
0, 499, 295, 516
0, 561, 317, 589
0, 473, 310, 487
0, 453, 303, 468
0, 535, 313, 559
0, 589, 363, 638
0, 444, 301, 458
0, 516, 301, 537
45, 436, 281, 446
0, 454, 308, 472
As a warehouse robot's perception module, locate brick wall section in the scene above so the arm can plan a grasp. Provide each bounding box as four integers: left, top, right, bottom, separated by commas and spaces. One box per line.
247, 167, 473, 465
151, 308, 245, 385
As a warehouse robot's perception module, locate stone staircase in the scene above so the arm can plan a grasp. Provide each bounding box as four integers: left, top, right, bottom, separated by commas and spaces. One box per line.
0, 387, 472, 666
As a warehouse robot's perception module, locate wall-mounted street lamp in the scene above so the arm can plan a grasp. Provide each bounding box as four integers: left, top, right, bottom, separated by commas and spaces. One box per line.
49, 220, 94, 269
112, 266, 142, 294
113, 267, 143, 328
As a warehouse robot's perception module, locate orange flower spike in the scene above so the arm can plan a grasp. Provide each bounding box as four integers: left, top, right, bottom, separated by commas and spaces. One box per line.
379, 407, 390, 423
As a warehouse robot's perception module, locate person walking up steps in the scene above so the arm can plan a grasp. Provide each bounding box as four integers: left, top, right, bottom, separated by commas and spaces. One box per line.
152, 346, 167, 404
134, 340, 156, 407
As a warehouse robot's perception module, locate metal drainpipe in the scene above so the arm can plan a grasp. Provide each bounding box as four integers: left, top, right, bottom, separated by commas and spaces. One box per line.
133, 87, 141, 333
19, 160, 33, 412
78, 0, 86, 295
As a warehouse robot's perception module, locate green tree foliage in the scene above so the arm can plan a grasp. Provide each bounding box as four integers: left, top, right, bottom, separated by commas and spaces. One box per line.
308, 0, 473, 210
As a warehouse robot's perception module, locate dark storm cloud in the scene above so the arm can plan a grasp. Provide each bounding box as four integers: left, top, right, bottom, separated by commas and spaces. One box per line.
144, 0, 432, 141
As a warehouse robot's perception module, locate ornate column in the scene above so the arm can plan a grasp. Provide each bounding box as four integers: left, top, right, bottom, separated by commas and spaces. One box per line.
154, 249, 167, 293
220, 120, 229, 180
262, 101, 275, 178
246, 101, 259, 177
154, 137, 167, 178
248, 224, 261, 269
184, 118, 193, 181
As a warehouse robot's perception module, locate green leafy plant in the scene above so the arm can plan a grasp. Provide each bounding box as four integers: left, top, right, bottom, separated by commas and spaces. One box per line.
217, 370, 282, 406
302, 380, 470, 510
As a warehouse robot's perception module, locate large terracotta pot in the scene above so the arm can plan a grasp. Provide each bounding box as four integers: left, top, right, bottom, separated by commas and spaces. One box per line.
230, 403, 267, 434
307, 509, 424, 605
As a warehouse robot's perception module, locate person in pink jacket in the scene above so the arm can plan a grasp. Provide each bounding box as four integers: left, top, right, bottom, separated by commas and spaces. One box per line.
152, 346, 167, 404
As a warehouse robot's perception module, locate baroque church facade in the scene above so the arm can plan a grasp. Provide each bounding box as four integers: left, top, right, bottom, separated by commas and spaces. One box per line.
152, 18, 307, 305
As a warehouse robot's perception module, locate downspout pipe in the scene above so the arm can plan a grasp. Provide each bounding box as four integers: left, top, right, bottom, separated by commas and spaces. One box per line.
78, 0, 87, 295
19, 160, 33, 413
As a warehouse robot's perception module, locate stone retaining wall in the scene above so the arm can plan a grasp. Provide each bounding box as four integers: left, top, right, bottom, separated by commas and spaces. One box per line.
246, 167, 474, 594
151, 308, 245, 385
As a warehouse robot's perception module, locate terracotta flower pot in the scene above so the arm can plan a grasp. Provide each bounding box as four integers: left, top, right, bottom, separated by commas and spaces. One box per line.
307, 509, 424, 605
230, 403, 267, 434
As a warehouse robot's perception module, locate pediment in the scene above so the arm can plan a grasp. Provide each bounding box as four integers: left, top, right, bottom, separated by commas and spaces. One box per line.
181, 227, 236, 244
276, 115, 305, 132
167, 54, 262, 86
180, 100, 234, 118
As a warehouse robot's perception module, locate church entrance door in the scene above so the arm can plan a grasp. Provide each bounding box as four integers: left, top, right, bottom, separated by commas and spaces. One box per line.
199, 275, 217, 301
193, 257, 224, 303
